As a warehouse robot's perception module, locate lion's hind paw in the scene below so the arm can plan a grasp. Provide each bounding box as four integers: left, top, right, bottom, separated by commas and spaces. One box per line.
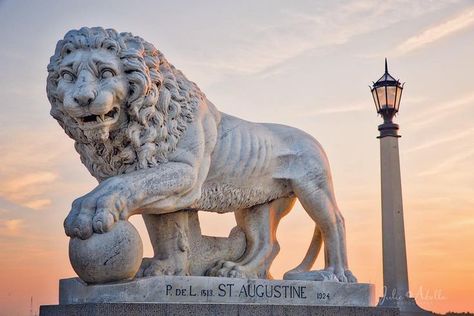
136, 257, 188, 277
344, 269, 357, 283
283, 269, 338, 282
206, 261, 259, 279
283, 268, 358, 283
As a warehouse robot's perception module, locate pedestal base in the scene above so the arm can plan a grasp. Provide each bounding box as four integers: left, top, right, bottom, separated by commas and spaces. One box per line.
41, 276, 390, 315
378, 296, 433, 316
40, 303, 400, 316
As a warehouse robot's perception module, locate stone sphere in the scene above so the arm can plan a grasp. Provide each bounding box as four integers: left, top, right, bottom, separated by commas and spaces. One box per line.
69, 220, 143, 284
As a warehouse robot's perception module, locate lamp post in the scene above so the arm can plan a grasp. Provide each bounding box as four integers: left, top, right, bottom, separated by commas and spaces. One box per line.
370, 60, 431, 315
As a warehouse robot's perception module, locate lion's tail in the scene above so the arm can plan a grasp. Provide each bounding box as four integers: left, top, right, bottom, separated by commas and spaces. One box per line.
283, 225, 322, 279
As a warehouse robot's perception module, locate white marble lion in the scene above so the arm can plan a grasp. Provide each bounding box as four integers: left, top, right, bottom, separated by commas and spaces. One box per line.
46, 27, 356, 283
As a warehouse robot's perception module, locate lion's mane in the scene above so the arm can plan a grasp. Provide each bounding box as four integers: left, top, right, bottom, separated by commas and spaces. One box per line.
46, 27, 204, 181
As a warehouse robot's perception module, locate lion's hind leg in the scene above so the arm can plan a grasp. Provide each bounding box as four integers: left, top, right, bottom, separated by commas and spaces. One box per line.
206, 197, 295, 279
136, 212, 191, 277
290, 171, 356, 283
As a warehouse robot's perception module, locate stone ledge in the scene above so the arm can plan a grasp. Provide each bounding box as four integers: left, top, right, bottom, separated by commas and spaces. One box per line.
59, 276, 375, 307
40, 303, 400, 316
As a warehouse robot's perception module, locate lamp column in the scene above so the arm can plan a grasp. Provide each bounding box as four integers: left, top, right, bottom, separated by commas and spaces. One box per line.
370, 60, 431, 315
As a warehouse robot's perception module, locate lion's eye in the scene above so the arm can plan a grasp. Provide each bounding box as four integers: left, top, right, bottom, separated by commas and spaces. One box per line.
61, 71, 75, 82
100, 69, 115, 79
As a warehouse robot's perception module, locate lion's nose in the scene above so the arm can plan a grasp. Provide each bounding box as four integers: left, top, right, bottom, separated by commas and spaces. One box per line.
73, 88, 95, 106
74, 95, 94, 107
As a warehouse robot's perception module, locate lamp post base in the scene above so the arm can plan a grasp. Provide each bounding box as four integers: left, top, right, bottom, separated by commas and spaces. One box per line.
377, 296, 433, 316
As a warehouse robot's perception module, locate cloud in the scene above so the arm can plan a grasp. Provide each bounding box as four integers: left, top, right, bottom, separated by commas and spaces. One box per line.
303, 102, 367, 116
185, 1, 462, 76
0, 219, 23, 236
397, 7, 474, 55
406, 128, 474, 153
0, 171, 58, 210
1, 171, 57, 193
0, 125, 75, 211
446, 218, 474, 229
0, 127, 70, 174
417, 148, 474, 176
405, 92, 474, 129
22, 199, 52, 210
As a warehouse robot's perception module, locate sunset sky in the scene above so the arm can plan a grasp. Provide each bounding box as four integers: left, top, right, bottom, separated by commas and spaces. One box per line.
0, 0, 473, 315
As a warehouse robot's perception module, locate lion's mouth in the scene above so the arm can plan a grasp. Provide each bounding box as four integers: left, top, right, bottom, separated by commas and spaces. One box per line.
76, 107, 119, 128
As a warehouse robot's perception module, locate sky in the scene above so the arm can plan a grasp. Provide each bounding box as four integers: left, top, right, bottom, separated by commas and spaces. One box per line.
0, 0, 473, 314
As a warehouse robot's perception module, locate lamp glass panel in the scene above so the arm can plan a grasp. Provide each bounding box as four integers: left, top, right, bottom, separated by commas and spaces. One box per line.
376, 86, 387, 109
372, 89, 380, 111
395, 86, 403, 111
386, 86, 397, 109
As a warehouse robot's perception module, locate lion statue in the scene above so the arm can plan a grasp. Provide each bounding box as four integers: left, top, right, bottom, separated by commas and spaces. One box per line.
46, 27, 356, 283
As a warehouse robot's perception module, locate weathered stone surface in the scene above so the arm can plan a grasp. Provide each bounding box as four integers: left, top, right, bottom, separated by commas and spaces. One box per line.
40, 303, 400, 316
59, 276, 375, 307
69, 221, 143, 284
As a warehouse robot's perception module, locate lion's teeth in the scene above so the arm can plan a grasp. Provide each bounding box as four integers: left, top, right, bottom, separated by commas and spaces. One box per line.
96, 116, 102, 123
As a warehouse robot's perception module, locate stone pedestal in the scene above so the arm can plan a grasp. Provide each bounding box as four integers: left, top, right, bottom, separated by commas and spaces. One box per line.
39, 276, 398, 315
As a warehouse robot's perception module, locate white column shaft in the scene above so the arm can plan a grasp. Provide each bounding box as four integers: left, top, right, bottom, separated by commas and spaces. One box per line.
380, 136, 409, 298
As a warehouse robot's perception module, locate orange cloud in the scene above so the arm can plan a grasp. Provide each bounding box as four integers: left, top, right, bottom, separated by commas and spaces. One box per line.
0, 171, 58, 210
23, 199, 52, 210
0, 219, 23, 236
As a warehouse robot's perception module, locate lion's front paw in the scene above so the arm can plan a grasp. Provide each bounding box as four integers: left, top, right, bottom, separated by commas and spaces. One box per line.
64, 180, 131, 240
136, 257, 189, 277
206, 260, 259, 279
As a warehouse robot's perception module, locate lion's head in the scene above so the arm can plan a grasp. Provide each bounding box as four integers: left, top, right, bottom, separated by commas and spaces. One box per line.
47, 27, 204, 181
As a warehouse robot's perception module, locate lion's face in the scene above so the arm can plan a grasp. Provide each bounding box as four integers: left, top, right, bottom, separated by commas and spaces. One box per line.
55, 48, 128, 136
47, 27, 201, 179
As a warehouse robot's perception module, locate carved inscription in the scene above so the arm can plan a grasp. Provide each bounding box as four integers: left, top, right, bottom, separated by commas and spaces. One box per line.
162, 283, 334, 301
